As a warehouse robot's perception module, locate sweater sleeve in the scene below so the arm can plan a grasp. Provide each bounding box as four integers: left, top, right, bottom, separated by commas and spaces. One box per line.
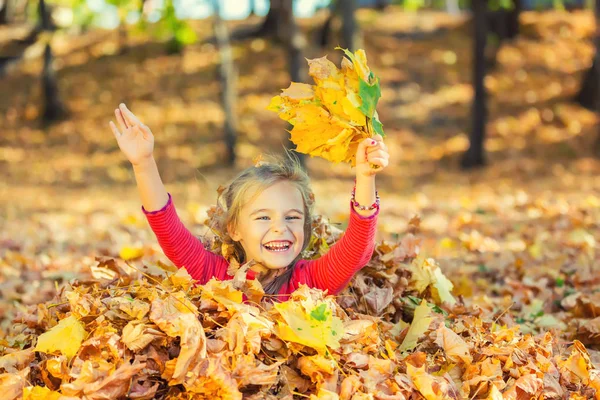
299, 202, 378, 295
142, 193, 229, 284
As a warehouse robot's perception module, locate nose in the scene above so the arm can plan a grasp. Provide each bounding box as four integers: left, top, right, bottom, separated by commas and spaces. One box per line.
272, 218, 287, 234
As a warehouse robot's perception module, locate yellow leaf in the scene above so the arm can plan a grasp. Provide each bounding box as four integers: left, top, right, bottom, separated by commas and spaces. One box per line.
310, 388, 340, 400
23, 386, 62, 400
34, 315, 86, 359
568, 229, 595, 248
434, 325, 472, 365
399, 300, 433, 352
406, 364, 440, 400
281, 82, 315, 100
268, 48, 380, 165
274, 300, 344, 354
432, 266, 455, 305
201, 278, 244, 310
486, 384, 503, 400
409, 255, 456, 305
119, 246, 144, 260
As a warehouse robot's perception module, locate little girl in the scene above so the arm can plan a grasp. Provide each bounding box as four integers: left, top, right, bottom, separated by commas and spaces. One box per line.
109, 103, 389, 300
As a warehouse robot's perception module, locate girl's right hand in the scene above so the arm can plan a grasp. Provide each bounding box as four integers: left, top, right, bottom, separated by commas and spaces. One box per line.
110, 103, 155, 166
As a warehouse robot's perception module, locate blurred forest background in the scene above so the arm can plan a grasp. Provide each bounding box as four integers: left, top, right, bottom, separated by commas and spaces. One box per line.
1, 0, 599, 339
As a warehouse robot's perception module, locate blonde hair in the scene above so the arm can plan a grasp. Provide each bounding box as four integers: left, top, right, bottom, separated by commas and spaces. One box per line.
212, 152, 314, 291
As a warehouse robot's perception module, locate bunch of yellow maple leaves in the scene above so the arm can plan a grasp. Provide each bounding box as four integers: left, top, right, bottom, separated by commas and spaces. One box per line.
268, 48, 385, 166
1, 219, 600, 399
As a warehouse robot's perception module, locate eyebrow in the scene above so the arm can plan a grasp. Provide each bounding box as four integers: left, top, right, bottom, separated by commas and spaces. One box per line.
249, 208, 304, 216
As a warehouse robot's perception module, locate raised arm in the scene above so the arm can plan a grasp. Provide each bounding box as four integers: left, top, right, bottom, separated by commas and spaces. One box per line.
109, 103, 226, 282
109, 103, 169, 212
299, 134, 389, 294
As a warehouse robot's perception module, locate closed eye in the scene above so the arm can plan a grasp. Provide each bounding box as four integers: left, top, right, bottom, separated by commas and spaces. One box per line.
286, 216, 302, 220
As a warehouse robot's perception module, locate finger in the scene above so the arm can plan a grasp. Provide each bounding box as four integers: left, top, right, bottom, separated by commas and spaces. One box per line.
134, 125, 151, 141
366, 146, 387, 155
368, 157, 388, 169
372, 134, 384, 143
356, 138, 378, 163
109, 121, 121, 140
119, 103, 142, 127
366, 150, 389, 162
115, 109, 128, 132
139, 124, 153, 140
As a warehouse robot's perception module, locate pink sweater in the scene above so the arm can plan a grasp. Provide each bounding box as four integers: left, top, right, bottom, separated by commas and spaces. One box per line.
143, 193, 378, 301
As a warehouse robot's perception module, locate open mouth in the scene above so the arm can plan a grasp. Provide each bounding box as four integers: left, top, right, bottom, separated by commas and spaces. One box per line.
263, 240, 292, 253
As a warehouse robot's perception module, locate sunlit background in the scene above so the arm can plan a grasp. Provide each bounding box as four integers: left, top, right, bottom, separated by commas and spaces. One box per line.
1, 0, 600, 377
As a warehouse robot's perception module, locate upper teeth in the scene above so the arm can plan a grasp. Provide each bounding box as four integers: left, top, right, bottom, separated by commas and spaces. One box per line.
265, 242, 289, 248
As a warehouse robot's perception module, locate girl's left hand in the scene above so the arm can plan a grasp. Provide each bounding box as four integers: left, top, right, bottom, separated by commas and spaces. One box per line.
355, 134, 389, 178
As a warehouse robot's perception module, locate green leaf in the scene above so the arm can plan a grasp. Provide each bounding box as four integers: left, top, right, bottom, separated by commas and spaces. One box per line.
358, 78, 381, 118
371, 115, 385, 137
310, 303, 329, 322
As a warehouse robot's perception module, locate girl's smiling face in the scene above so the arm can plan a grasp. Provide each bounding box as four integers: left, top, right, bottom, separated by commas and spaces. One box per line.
228, 181, 306, 270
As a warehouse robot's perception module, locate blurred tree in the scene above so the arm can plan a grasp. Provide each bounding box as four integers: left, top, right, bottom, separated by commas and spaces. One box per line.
319, 0, 363, 50
277, 0, 307, 167
209, 1, 306, 165
0, 0, 9, 24
39, 0, 66, 122
212, 0, 238, 165
484, 0, 521, 69
249, 0, 257, 16
375, 0, 390, 9
341, 0, 361, 51
462, 0, 488, 168
575, 0, 599, 119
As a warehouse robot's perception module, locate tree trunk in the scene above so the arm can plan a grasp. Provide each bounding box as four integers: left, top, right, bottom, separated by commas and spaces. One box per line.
340, 0, 360, 51
505, 0, 521, 40
213, 0, 237, 165
593, 0, 600, 155
254, 0, 281, 38
462, 0, 488, 169
277, 0, 306, 168
0, 0, 9, 25
39, 0, 51, 30
39, 0, 65, 122
576, 0, 600, 114
42, 42, 66, 121
375, 0, 389, 10
249, 0, 257, 16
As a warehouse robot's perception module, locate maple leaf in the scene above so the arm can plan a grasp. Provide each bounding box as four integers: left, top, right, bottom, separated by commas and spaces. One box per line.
268, 48, 384, 166
274, 298, 344, 354
34, 315, 86, 359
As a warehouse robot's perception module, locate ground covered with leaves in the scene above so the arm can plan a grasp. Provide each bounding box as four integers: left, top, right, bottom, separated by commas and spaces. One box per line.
1, 6, 600, 399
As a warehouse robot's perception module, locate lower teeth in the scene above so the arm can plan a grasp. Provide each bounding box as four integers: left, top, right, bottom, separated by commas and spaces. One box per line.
266, 246, 288, 252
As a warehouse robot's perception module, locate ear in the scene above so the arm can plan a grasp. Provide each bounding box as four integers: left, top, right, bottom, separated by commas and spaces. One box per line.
227, 223, 241, 242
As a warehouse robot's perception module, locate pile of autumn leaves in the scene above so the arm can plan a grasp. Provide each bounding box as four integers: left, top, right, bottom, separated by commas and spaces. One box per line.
1, 216, 600, 400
